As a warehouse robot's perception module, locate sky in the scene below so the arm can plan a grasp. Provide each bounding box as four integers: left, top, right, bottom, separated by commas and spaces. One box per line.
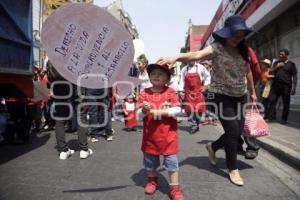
94, 0, 222, 63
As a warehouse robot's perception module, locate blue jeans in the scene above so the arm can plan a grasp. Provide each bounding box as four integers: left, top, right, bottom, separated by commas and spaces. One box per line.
143, 153, 179, 172
86, 88, 113, 137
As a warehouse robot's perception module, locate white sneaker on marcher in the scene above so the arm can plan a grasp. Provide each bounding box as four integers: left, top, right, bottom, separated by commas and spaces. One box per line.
106, 135, 114, 141
80, 148, 93, 159
91, 137, 99, 143
59, 149, 75, 160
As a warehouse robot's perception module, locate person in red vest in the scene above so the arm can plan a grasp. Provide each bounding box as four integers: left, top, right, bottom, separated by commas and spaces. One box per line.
137, 63, 184, 200
122, 94, 137, 131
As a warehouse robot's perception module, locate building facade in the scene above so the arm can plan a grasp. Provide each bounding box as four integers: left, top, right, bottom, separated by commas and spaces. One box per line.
104, 0, 139, 39
183, 19, 208, 52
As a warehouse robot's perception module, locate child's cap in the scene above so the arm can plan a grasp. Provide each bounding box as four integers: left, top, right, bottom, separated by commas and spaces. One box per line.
147, 63, 171, 78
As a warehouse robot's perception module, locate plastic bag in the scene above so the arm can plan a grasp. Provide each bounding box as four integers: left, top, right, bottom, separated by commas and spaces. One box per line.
243, 106, 270, 137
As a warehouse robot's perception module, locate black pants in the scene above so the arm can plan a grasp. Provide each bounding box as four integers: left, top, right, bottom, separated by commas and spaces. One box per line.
53, 99, 88, 152
267, 82, 291, 121
208, 93, 247, 170
44, 98, 55, 128
243, 136, 260, 151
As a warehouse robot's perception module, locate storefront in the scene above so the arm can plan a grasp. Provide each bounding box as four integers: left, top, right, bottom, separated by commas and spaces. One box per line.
246, 0, 300, 108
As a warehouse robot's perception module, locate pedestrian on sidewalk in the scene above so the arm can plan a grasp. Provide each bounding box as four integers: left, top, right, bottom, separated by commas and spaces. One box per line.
137, 63, 184, 200
266, 49, 298, 124
259, 59, 272, 116
157, 15, 257, 187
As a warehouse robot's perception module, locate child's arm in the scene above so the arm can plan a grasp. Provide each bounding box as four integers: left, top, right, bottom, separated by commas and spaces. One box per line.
150, 106, 181, 118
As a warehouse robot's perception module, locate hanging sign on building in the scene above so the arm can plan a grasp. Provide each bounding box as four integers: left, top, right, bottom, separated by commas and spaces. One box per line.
41, 3, 141, 95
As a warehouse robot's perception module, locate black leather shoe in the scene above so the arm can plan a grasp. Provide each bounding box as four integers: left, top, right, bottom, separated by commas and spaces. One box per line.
245, 150, 258, 159
280, 120, 287, 125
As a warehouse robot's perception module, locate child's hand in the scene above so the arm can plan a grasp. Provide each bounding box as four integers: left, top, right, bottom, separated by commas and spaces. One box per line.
142, 101, 151, 113
150, 109, 161, 119
124, 111, 128, 116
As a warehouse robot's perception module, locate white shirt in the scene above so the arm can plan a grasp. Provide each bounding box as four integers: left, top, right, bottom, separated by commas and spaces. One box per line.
138, 73, 152, 91
178, 63, 210, 92
124, 102, 135, 111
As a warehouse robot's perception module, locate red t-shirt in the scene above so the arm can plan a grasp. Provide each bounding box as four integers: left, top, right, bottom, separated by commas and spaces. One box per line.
137, 87, 180, 155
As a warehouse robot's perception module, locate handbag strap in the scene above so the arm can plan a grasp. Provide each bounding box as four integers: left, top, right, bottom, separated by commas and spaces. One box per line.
249, 104, 259, 113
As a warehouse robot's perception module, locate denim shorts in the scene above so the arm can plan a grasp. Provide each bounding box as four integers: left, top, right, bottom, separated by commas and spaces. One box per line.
143, 153, 179, 172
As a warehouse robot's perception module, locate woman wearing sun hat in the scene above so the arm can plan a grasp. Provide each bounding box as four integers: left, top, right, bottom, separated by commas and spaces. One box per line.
157, 15, 257, 186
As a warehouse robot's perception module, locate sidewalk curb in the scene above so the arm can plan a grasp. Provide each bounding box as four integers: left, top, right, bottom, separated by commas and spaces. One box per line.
257, 137, 300, 171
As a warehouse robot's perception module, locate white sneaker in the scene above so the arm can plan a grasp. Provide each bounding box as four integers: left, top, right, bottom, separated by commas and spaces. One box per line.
91, 137, 99, 143
59, 149, 75, 160
80, 148, 93, 159
106, 135, 114, 141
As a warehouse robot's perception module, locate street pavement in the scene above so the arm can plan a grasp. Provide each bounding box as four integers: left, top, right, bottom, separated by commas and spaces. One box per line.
257, 122, 300, 170
0, 120, 299, 200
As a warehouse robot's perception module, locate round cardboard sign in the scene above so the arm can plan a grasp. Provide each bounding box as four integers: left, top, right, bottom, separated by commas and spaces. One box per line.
41, 3, 134, 89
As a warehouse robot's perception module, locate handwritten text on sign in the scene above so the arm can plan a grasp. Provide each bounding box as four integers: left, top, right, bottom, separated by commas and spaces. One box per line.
41, 3, 137, 90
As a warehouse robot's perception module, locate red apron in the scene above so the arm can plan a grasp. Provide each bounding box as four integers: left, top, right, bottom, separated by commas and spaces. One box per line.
184, 66, 206, 113
125, 111, 137, 128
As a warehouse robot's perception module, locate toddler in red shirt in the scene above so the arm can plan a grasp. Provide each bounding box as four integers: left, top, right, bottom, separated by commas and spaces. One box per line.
137, 63, 185, 200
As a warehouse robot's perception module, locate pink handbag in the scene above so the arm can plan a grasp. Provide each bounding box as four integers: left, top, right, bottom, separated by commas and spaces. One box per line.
243, 106, 270, 138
